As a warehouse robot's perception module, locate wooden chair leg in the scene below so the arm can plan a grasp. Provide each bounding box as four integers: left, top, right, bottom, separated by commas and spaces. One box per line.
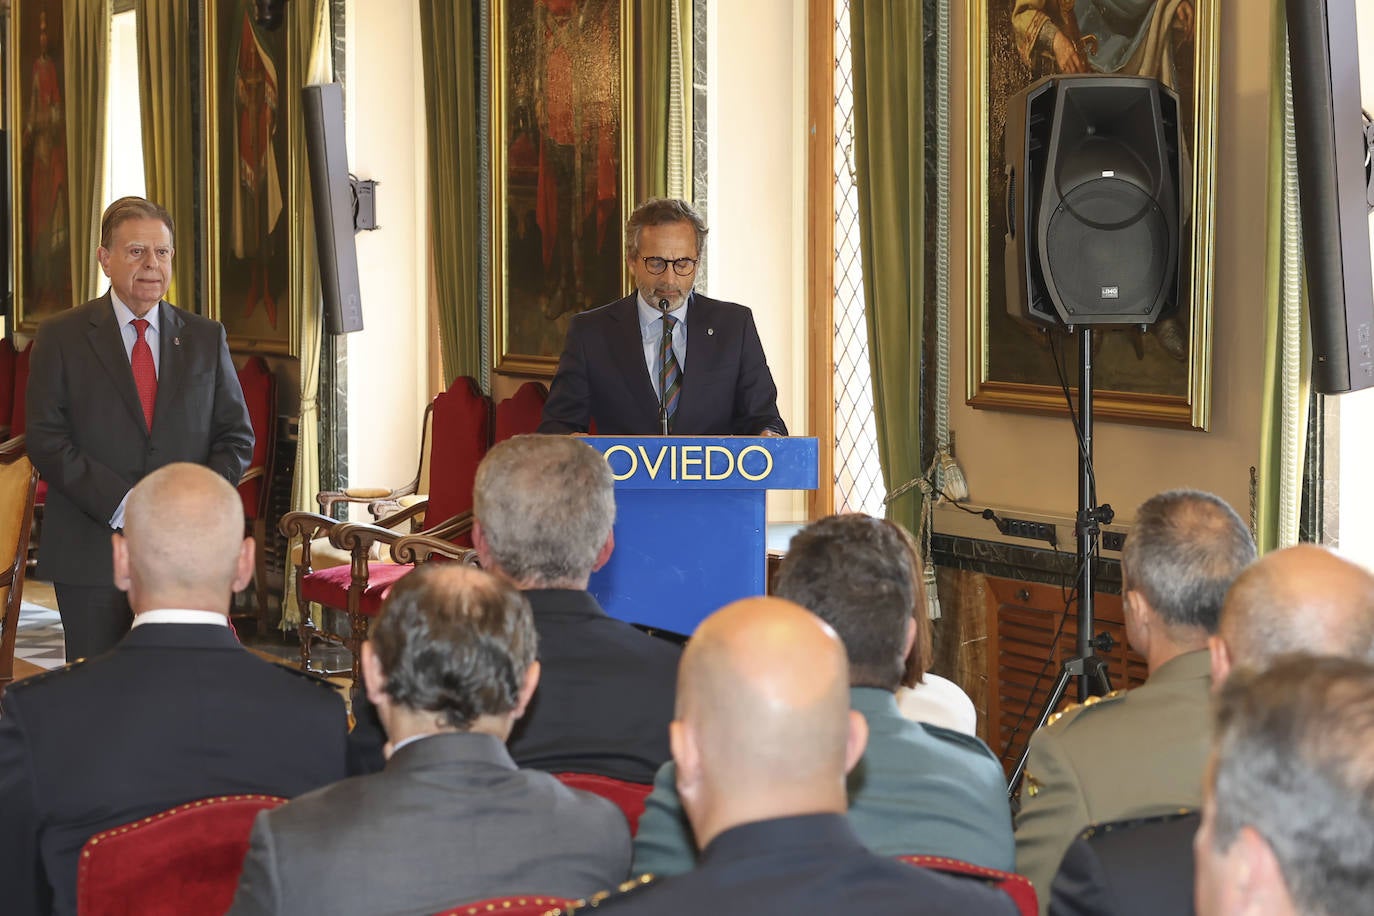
347, 610, 369, 687
294, 568, 315, 673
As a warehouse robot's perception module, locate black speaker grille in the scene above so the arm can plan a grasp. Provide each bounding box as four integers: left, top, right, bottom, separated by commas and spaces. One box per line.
1043, 179, 1169, 322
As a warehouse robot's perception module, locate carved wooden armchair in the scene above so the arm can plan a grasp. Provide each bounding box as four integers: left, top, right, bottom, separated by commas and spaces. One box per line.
234, 356, 278, 627
0, 436, 38, 694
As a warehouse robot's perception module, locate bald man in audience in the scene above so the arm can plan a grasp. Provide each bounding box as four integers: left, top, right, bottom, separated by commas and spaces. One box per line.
0, 463, 346, 916
1194, 655, 1374, 916
1016, 489, 1255, 911
558, 598, 1017, 915
633, 514, 1013, 877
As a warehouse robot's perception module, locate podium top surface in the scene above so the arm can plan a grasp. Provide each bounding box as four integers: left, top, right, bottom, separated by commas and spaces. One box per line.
583, 436, 819, 490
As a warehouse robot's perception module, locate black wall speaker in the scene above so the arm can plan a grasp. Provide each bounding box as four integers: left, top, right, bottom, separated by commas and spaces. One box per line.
1005, 75, 1184, 328
302, 83, 364, 335
1286, 0, 1374, 395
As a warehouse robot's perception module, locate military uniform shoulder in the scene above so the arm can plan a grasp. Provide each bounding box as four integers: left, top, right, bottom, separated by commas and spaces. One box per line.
1074, 807, 1197, 843
551, 874, 659, 914
920, 722, 1000, 761
6, 657, 91, 693
1043, 689, 1128, 730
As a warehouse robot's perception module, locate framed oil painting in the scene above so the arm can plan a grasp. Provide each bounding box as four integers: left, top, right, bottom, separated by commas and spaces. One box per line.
489, 0, 635, 376
202, 0, 300, 355
8, 0, 74, 331
964, 0, 1218, 429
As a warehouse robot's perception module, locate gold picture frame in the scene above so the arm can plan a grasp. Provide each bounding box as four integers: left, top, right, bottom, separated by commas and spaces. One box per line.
8, 0, 75, 332
201, 0, 301, 355
964, 0, 1218, 429
488, 0, 636, 377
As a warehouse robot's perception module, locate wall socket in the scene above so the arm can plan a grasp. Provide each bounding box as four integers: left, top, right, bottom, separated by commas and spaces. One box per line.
999, 517, 1058, 546
1102, 531, 1127, 552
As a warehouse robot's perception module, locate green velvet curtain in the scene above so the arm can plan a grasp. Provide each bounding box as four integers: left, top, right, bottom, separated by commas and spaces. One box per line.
1255, 0, 1309, 552
417, 0, 482, 384
636, 0, 691, 201
63, 0, 110, 303
849, 2, 925, 535
133, 0, 195, 309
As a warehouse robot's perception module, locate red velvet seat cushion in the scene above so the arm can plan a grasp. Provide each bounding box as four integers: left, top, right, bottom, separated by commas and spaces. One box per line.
34, 479, 46, 506
898, 854, 1038, 916
554, 772, 653, 835
76, 794, 286, 916
300, 562, 415, 618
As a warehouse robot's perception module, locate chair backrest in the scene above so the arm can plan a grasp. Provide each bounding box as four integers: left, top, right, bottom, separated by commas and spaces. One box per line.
425, 377, 491, 542
10, 342, 31, 436
76, 794, 287, 916
493, 381, 549, 443
554, 772, 653, 836
898, 854, 1038, 916
236, 356, 277, 520
431, 896, 574, 916
0, 338, 16, 430
0, 436, 38, 690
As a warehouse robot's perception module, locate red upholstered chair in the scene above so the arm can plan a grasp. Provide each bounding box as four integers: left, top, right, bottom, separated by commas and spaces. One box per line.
10, 341, 30, 437
235, 357, 277, 625
0, 436, 38, 694
431, 896, 574, 916
280, 378, 491, 683
0, 339, 16, 437
553, 773, 654, 836
493, 381, 548, 443
898, 855, 1038, 916
75, 794, 286, 916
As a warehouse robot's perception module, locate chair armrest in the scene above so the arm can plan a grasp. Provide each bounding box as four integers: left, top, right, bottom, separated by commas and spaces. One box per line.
329, 521, 408, 555
317, 478, 420, 515
238, 466, 266, 486
279, 510, 336, 542
419, 510, 474, 542
391, 534, 481, 565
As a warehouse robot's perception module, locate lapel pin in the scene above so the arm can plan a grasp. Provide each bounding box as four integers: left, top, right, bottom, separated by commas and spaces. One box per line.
707, 328, 715, 336
173, 337, 181, 346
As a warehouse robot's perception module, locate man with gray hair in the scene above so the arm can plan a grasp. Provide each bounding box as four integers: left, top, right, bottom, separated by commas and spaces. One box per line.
474, 434, 682, 782
1194, 655, 1374, 916
228, 564, 631, 915
1015, 489, 1256, 909
539, 197, 787, 436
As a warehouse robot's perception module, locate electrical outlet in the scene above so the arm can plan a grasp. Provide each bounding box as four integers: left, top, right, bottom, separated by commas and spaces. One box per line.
1000, 517, 1058, 546
1102, 531, 1127, 552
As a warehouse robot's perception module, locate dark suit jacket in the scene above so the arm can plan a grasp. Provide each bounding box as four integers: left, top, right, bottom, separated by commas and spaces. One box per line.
26, 294, 253, 585
538, 293, 787, 435
568, 814, 1019, 915
0, 624, 349, 916
507, 589, 681, 783
227, 732, 632, 916
1049, 811, 1199, 916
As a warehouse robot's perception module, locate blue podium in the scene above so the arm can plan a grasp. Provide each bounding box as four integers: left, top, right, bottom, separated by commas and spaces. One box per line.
584, 436, 819, 636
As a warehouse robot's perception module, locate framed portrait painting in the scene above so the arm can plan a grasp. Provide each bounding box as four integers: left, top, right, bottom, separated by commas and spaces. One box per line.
964, 0, 1219, 429
8, 0, 74, 331
489, 0, 635, 376
202, 0, 300, 355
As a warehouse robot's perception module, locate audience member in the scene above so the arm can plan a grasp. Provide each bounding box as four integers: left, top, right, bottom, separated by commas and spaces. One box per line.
1016, 489, 1255, 910
895, 566, 978, 734
0, 464, 346, 916
228, 564, 630, 914
633, 514, 1012, 877
1194, 655, 1374, 916
559, 598, 1017, 914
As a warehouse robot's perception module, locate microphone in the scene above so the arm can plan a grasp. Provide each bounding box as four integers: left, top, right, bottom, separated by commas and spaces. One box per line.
658, 299, 671, 436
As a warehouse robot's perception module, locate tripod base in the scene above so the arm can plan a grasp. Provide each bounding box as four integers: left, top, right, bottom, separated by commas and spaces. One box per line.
1007, 653, 1113, 798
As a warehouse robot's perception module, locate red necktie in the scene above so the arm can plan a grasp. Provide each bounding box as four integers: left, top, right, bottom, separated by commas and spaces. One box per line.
131, 318, 157, 430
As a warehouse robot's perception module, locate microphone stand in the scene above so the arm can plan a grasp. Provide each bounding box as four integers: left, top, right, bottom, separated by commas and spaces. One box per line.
658, 299, 671, 435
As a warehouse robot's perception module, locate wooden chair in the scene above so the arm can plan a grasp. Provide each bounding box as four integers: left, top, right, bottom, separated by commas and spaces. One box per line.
234, 356, 278, 626
0, 436, 38, 693
280, 378, 491, 683
76, 794, 286, 916
431, 895, 573, 916
553, 772, 654, 836
898, 854, 1038, 916
493, 381, 548, 443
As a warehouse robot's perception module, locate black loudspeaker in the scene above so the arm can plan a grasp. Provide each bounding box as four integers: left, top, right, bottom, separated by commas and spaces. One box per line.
302, 83, 364, 335
1286, 0, 1374, 395
1005, 75, 1184, 328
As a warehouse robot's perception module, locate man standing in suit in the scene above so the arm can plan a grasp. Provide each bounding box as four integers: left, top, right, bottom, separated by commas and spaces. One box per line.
228, 563, 631, 915
0, 463, 347, 916
27, 196, 254, 661
558, 598, 1016, 915
538, 197, 787, 436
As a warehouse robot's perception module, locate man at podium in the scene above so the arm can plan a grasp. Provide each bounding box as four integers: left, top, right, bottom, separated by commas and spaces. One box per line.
539, 198, 788, 436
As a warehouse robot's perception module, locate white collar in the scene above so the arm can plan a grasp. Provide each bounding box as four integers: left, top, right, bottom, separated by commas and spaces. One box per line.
131, 609, 229, 628
110, 291, 161, 331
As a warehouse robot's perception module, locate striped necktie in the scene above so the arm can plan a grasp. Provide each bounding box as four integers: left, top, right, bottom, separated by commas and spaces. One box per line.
659, 314, 681, 428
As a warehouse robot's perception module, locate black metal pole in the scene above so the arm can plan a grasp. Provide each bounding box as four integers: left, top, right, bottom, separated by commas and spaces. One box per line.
1076, 327, 1095, 703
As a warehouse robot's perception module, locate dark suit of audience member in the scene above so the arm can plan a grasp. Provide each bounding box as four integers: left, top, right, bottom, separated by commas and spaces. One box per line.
538, 198, 786, 436
230, 566, 630, 915
559, 598, 1016, 916
27, 198, 252, 661
0, 465, 345, 916
1048, 812, 1199, 916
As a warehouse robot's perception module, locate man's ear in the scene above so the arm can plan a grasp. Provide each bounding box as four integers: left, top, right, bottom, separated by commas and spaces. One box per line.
472, 521, 492, 567
901, 616, 917, 663
512, 660, 541, 720
1209, 634, 1232, 691
1232, 826, 1287, 911
97, 247, 112, 277
843, 709, 869, 775
230, 538, 256, 593
111, 532, 132, 593
361, 641, 388, 708
671, 720, 700, 795
591, 529, 615, 573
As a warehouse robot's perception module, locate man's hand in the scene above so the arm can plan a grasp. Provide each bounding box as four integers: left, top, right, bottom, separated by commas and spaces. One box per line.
1173, 0, 1194, 42
758, 429, 783, 438
1052, 30, 1089, 73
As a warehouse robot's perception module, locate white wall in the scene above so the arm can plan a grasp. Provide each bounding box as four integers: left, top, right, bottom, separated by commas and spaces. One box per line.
706, 0, 809, 522
343, 0, 430, 511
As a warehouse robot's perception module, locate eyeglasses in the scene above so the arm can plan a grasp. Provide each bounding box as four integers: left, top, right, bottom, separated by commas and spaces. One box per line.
641, 256, 699, 277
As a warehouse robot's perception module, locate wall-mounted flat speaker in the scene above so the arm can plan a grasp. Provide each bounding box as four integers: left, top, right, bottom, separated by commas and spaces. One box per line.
1286, 0, 1374, 394
1005, 75, 1184, 328
302, 83, 364, 335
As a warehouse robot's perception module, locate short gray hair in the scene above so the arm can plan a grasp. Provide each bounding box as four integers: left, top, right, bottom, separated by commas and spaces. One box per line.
1120, 490, 1255, 633
1208, 654, 1374, 916
625, 198, 708, 259
473, 435, 616, 587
